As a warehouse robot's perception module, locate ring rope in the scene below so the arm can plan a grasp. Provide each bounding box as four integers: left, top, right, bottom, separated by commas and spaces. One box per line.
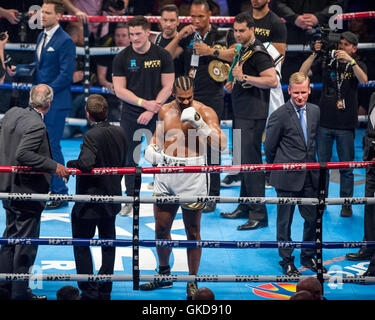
0, 273, 374, 284
0, 160, 373, 176
5, 42, 375, 54
1, 237, 375, 249
56, 11, 375, 23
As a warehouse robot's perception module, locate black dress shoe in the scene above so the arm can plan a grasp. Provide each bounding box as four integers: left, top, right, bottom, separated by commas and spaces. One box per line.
45, 200, 69, 210
202, 202, 216, 213
279, 260, 301, 276
27, 288, 47, 300
345, 251, 373, 261
237, 220, 268, 230
302, 258, 327, 273
220, 208, 248, 219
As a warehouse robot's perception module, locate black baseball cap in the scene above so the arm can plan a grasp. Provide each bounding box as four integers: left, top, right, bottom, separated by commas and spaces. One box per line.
340, 31, 359, 46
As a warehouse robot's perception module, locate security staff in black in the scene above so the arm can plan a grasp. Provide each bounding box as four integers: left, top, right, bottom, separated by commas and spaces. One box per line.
220, 12, 277, 230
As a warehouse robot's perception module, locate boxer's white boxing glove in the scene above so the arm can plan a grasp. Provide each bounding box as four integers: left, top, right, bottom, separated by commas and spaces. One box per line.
180, 107, 212, 137
144, 143, 162, 165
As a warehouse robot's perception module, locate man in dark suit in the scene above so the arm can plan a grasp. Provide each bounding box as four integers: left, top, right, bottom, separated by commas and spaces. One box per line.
37, 0, 76, 208
265, 72, 325, 276
346, 91, 375, 263
67, 94, 127, 300
0, 84, 69, 300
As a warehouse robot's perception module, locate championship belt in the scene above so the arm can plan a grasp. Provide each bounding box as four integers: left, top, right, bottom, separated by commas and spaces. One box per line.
228, 43, 242, 82
208, 60, 230, 82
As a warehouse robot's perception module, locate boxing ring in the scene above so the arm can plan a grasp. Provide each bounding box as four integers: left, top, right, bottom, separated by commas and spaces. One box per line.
0, 11, 375, 301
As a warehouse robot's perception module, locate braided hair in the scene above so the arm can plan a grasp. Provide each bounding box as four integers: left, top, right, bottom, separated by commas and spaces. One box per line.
173, 76, 195, 94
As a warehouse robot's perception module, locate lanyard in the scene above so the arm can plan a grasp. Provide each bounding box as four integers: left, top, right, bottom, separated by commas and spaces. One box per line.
193, 25, 211, 44
335, 60, 351, 100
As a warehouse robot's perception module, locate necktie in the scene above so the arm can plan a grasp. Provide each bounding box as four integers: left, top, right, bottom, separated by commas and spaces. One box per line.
298, 107, 307, 144
38, 33, 47, 61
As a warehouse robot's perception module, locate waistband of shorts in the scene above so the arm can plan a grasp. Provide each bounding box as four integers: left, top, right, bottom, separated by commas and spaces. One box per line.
160, 152, 206, 167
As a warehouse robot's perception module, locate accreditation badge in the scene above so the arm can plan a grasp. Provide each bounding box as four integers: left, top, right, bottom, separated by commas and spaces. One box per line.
336, 99, 345, 110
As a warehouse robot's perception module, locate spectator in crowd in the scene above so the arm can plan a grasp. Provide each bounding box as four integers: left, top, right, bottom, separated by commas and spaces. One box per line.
271, 0, 344, 45
67, 94, 127, 300
62, 0, 128, 44
265, 72, 324, 275
112, 15, 174, 216
192, 287, 215, 300
221, 12, 277, 230
290, 290, 314, 300
165, 0, 235, 212
56, 285, 81, 300
295, 276, 325, 300
300, 31, 368, 217
0, 84, 69, 300
97, 23, 130, 121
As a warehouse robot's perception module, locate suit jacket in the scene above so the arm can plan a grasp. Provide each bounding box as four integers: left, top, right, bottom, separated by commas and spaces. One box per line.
35, 26, 76, 110
265, 100, 320, 192
0, 107, 56, 194
67, 122, 127, 219
363, 92, 375, 161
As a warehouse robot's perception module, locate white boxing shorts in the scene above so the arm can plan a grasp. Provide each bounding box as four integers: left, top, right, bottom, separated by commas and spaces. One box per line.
154, 152, 208, 210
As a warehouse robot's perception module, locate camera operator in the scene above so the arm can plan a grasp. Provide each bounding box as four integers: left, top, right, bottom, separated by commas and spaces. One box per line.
300, 31, 368, 218
345, 92, 375, 264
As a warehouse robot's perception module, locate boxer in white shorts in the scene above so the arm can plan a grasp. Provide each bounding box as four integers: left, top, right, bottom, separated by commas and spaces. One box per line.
139, 76, 227, 298
154, 152, 208, 210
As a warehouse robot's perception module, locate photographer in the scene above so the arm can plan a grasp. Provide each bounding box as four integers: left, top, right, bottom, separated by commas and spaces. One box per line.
300, 31, 368, 218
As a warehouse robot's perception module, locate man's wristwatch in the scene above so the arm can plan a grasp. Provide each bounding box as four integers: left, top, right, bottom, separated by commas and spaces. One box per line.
242, 74, 248, 82
213, 49, 219, 58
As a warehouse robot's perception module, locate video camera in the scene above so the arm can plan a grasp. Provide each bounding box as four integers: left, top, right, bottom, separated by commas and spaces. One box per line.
309, 26, 341, 67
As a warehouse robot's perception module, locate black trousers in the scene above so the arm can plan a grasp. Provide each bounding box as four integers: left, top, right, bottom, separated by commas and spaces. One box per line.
276, 173, 317, 264
235, 118, 268, 221
0, 200, 43, 299
362, 168, 375, 255
195, 94, 224, 196
72, 213, 116, 300
121, 116, 156, 196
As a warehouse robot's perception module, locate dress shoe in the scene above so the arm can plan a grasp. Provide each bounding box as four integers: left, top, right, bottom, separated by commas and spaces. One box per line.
340, 205, 352, 217
220, 174, 241, 187
27, 288, 47, 300
45, 200, 69, 210
302, 258, 327, 273
345, 250, 373, 261
220, 208, 248, 219
279, 260, 301, 276
237, 220, 268, 230
363, 266, 375, 277
202, 202, 216, 213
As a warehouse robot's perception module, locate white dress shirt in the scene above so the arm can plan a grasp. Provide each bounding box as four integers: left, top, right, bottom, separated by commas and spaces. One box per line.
37, 24, 60, 61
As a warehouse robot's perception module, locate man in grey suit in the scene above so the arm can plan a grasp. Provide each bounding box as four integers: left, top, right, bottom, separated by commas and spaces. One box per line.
0, 84, 69, 300
265, 72, 326, 276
